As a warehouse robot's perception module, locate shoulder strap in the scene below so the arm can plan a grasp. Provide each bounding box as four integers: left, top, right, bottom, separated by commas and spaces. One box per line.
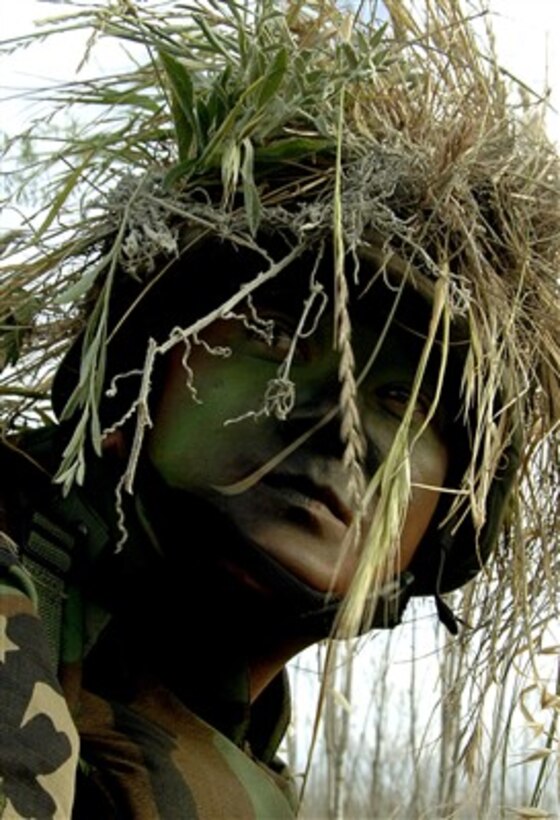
2, 428, 113, 667
22, 509, 75, 666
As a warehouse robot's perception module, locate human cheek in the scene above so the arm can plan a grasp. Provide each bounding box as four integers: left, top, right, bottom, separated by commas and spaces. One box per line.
147, 386, 228, 487
361, 406, 401, 475
149, 351, 280, 488
399, 431, 448, 570
359, 408, 448, 572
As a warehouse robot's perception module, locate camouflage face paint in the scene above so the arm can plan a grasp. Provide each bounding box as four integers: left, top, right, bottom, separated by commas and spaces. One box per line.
146, 283, 448, 596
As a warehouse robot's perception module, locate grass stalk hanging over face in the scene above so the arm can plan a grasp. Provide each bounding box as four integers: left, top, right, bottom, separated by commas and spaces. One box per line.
336, 276, 450, 637
117, 243, 306, 495
331, 21, 367, 512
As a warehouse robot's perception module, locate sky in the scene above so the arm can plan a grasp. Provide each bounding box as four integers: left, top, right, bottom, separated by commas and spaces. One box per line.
1, 0, 560, 143
1, 0, 560, 149
481, 0, 560, 143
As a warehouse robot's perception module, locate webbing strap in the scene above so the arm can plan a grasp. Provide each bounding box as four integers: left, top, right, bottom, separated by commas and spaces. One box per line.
21, 511, 75, 667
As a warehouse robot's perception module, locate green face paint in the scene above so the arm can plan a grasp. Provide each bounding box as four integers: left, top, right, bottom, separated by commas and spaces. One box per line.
146, 276, 449, 596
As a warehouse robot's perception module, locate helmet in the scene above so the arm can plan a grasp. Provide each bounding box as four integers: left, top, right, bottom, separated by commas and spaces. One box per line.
3, 0, 559, 638
49, 227, 521, 634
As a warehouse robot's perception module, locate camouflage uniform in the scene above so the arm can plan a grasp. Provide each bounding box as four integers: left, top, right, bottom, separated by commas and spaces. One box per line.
0, 532, 80, 819
0, 430, 298, 818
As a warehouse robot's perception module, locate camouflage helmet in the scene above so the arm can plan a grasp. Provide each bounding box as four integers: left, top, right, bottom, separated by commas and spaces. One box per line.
2, 0, 559, 637
49, 218, 521, 634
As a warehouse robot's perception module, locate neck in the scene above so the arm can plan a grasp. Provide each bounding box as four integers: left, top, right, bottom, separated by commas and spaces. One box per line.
176, 572, 312, 701
129, 465, 326, 700
247, 634, 312, 702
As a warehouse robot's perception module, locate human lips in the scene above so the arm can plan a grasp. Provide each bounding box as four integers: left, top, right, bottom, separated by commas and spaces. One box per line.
260, 472, 354, 528
206, 465, 360, 595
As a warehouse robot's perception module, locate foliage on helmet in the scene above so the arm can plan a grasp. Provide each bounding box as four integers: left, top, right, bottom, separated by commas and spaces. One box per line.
1, 1, 559, 636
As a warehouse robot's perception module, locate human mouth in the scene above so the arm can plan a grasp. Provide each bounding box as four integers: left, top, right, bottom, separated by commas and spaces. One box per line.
260, 473, 353, 528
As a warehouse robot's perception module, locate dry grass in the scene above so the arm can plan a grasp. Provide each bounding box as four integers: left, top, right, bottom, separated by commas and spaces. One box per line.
1, 1, 559, 812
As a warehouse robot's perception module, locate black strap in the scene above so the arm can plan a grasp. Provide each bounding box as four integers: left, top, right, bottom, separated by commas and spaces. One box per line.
21, 511, 76, 666
2, 429, 113, 667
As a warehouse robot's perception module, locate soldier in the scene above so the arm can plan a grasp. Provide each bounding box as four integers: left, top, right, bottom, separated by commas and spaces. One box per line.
1, 1, 559, 817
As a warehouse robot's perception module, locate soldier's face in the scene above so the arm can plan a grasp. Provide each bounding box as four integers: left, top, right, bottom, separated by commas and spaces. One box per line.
146, 275, 449, 596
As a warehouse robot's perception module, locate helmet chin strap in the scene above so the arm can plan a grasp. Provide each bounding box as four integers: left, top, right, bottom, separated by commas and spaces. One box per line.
133, 460, 450, 640
208, 526, 462, 638
198, 523, 417, 638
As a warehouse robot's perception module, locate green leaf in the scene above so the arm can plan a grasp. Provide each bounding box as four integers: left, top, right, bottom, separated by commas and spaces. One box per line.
160, 51, 194, 113
193, 13, 236, 64
159, 50, 200, 160
163, 157, 199, 189
241, 138, 260, 235
170, 97, 194, 162
34, 150, 94, 240
254, 136, 332, 164
0, 332, 21, 370
342, 43, 358, 71
55, 255, 108, 305
257, 47, 288, 108
197, 69, 287, 170
369, 21, 389, 52
0, 292, 40, 369
221, 138, 241, 203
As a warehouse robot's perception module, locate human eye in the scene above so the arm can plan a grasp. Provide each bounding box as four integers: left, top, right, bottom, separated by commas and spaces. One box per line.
376, 383, 431, 422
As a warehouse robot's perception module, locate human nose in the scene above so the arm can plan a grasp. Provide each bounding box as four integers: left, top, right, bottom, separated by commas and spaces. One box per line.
290, 335, 349, 417
273, 346, 341, 448
283, 353, 385, 474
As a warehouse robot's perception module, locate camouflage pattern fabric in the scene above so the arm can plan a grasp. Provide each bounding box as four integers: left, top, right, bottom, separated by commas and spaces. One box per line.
0, 535, 79, 819
1, 540, 297, 818
73, 686, 296, 818
0, 439, 298, 819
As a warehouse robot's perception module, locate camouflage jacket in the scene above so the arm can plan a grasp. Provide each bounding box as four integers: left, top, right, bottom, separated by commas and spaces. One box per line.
0, 429, 298, 818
